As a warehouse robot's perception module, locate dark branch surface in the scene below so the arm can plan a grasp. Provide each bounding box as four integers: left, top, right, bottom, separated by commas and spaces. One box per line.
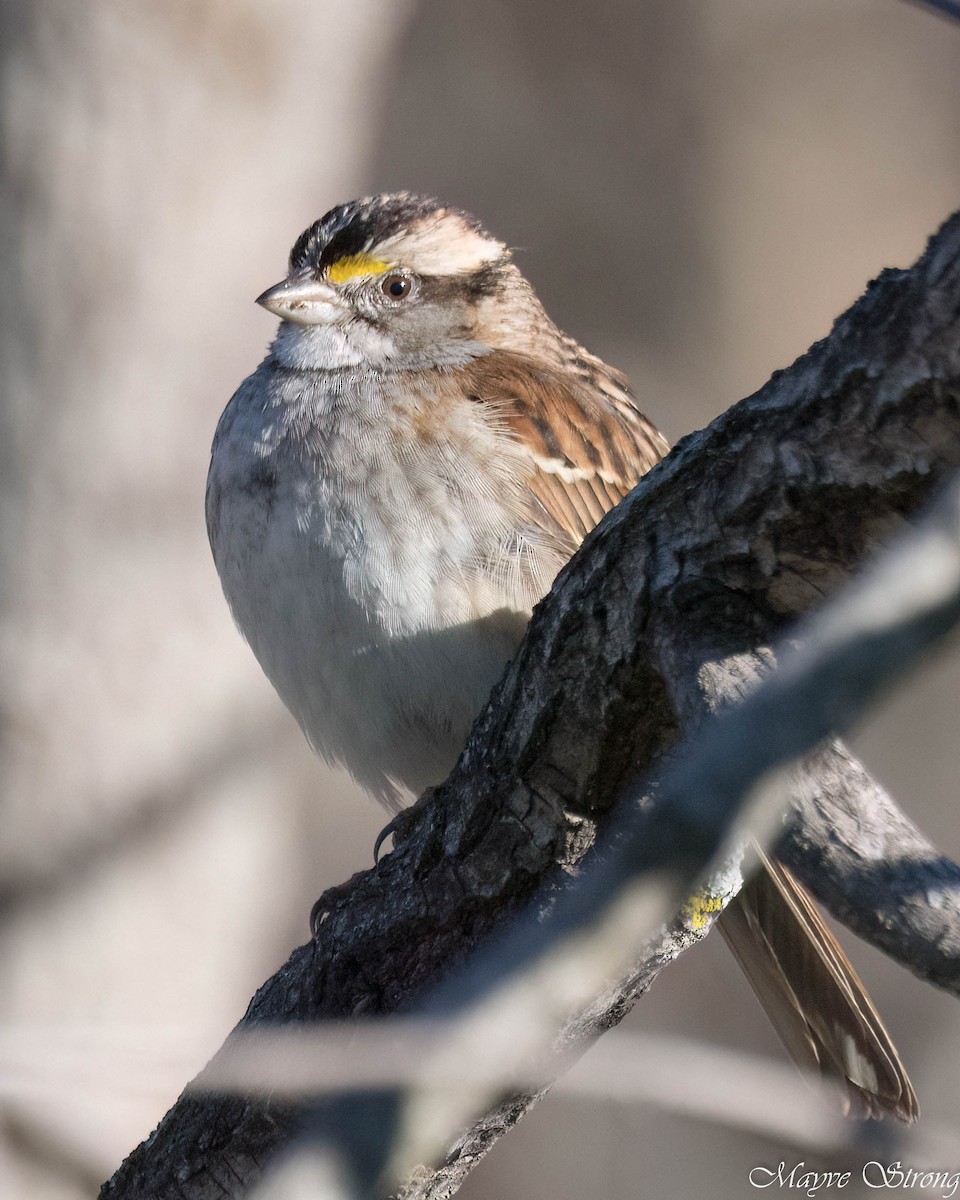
782, 742, 960, 994
102, 213, 960, 1199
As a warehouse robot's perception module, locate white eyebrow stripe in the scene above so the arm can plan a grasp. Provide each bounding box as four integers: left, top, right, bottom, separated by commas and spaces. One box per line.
375, 220, 504, 275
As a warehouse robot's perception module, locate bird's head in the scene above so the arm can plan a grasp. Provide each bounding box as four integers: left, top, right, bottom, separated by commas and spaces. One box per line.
258, 193, 542, 372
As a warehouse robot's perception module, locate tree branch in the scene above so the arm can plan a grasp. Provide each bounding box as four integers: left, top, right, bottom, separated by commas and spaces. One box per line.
102, 212, 960, 1200
244, 470, 960, 1200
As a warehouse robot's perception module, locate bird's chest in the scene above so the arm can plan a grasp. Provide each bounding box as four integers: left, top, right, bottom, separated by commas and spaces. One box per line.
207, 364, 569, 801
214, 370, 545, 640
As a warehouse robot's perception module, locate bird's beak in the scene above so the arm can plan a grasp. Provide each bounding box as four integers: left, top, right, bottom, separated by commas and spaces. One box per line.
256, 272, 342, 326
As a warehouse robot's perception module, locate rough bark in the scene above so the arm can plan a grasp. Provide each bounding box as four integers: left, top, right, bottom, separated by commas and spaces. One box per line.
101, 212, 960, 1199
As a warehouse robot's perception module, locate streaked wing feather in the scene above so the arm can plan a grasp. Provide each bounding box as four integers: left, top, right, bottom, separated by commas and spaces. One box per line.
460, 348, 668, 545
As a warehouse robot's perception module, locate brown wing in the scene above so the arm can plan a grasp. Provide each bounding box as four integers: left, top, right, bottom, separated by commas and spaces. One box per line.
459, 346, 669, 546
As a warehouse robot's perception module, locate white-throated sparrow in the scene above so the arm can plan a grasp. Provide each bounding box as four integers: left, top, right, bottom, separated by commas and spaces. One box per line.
206, 193, 917, 1121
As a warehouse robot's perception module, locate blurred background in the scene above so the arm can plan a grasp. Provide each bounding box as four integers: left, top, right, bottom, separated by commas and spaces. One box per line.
1, 1, 959, 1196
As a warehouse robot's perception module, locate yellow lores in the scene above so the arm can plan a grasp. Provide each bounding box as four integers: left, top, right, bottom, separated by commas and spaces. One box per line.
325, 254, 391, 284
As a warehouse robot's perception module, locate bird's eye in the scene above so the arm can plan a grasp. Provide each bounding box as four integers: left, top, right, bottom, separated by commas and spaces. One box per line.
381, 273, 412, 300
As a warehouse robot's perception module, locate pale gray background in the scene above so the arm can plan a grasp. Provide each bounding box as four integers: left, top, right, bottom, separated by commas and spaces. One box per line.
1, 2, 959, 1196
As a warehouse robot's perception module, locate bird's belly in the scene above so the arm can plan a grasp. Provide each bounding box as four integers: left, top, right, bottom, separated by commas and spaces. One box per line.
213, 479, 533, 809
